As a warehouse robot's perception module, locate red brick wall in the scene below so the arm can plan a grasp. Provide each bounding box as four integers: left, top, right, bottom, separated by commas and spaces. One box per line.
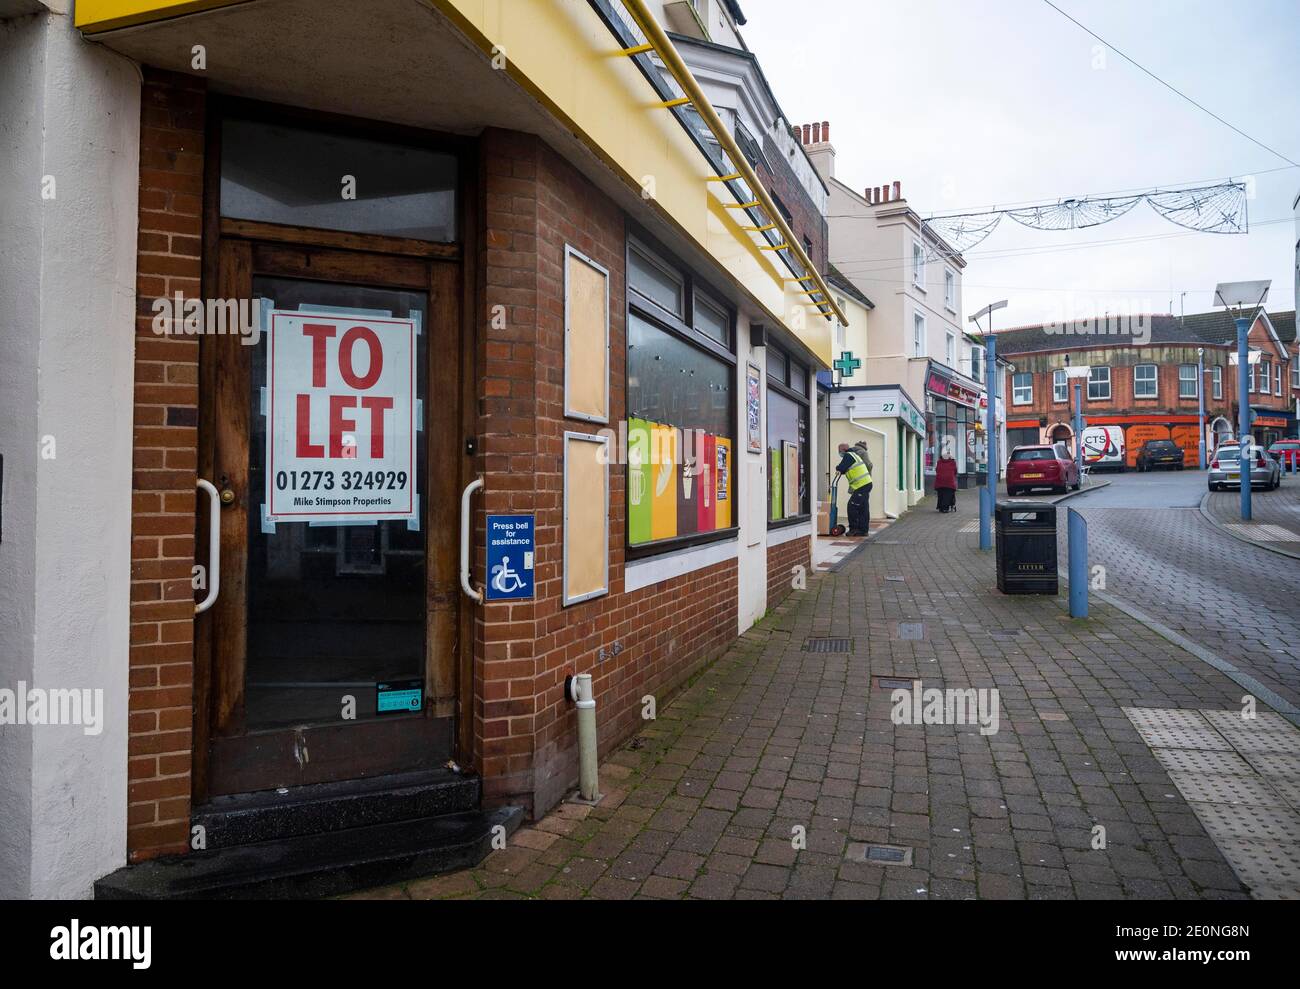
128, 69, 206, 861
767, 533, 811, 612
476, 129, 739, 817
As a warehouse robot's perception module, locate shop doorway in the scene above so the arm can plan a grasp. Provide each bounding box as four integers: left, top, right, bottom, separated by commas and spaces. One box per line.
194, 104, 472, 799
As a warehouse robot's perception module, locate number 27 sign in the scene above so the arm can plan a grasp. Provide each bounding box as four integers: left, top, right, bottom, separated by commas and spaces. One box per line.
266, 310, 417, 526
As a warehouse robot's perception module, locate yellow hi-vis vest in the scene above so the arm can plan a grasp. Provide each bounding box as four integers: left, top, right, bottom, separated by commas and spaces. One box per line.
845, 450, 872, 491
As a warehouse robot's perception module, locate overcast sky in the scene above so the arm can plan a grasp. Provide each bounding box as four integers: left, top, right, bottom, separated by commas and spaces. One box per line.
740, 0, 1300, 329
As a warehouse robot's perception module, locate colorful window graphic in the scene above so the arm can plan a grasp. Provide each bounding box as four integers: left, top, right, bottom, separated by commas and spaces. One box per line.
628, 420, 734, 547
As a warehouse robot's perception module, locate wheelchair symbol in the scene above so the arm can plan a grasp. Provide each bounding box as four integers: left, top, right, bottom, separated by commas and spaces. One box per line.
490, 556, 525, 595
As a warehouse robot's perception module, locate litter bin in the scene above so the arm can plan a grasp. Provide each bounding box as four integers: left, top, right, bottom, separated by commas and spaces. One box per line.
996, 500, 1058, 595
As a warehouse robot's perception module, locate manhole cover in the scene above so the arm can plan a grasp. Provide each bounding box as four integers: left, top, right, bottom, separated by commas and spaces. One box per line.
897, 622, 925, 640
848, 842, 913, 866
803, 637, 853, 654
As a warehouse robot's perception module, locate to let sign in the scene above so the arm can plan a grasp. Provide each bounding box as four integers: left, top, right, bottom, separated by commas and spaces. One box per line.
266, 310, 417, 525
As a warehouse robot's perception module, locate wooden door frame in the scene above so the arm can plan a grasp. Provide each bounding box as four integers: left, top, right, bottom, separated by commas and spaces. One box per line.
193, 95, 481, 803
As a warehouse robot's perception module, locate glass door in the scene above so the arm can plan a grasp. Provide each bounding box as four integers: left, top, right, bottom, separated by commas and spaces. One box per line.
198, 240, 461, 796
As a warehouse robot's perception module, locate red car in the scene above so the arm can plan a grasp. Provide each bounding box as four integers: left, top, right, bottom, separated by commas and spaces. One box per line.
1007, 443, 1081, 496
1268, 440, 1300, 471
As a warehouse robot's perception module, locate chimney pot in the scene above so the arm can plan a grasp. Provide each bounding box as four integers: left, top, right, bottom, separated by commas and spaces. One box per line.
802, 123, 811, 145
880, 184, 889, 203
869, 187, 877, 204
893, 180, 902, 200
812, 122, 822, 143
822, 120, 830, 142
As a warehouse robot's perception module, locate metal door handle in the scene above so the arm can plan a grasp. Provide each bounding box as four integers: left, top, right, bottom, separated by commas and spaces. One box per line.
460, 478, 484, 603
196, 478, 221, 615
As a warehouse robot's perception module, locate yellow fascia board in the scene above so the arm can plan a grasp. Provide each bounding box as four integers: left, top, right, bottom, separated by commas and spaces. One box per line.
75, 0, 250, 34
431, 0, 831, 366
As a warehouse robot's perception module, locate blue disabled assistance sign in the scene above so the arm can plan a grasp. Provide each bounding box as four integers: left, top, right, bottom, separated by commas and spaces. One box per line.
486, 515, 535, 600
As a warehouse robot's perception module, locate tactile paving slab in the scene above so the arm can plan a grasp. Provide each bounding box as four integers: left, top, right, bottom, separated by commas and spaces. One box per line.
1154, 748, 1254, 775
1214, 839, 1300, 892
1188, 802, 1300, 843
1244, 753, 1300, 779
1125, 715, 1234, 751
1128, 708, 1215, 730
1202, 710, 1295, 733
1222, 523, 1299, 542
1168, 772, 1287, 807
1268, 779, 1300, 809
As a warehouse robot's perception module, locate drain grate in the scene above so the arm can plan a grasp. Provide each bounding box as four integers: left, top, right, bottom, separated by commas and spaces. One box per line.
897, 622, 925, 640
875, 676, 917, 691
803, 637, 853, 654
988, 628, 1024, 640
848, 842, 914, 866
885, 575, 906, 583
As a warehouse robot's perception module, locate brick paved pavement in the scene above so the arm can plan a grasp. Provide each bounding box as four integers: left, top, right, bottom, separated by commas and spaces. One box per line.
1205, 478, 1300, 558
352, 497, 1295, 901
1062, 482, 1300, 711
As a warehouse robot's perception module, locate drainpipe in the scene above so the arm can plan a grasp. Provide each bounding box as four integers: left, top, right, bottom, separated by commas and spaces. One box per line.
847, 415, 899, 519
565, 674, 599, 801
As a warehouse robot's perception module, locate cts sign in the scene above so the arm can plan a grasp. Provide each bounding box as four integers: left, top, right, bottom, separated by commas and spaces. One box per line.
266, 311, 417, 526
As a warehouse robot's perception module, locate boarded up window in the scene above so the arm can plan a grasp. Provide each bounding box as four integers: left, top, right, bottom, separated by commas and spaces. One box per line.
565, 247, 609, 423
564, 432, 609, 605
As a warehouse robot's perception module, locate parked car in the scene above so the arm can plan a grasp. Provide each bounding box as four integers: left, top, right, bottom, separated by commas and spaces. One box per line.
1208, 444, 1281, 491
1268, 440, 1300, 472
1007, 443, 1081, 496
1135, 439, 1185, 472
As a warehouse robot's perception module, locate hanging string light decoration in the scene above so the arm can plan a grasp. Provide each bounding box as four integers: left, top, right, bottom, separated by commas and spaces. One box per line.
922, 180, 1248, 255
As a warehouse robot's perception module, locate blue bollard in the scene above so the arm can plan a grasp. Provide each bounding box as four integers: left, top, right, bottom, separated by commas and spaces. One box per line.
979, 486, 993, 551
1068, 508, 1088, 618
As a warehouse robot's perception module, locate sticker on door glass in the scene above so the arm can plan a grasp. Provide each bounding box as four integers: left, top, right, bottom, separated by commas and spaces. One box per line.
266, 310, 416, 525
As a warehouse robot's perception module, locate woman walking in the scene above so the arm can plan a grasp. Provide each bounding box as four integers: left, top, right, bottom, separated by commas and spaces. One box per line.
935, 452, 958, 513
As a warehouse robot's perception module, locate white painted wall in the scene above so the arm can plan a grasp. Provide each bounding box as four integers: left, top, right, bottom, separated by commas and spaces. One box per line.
0, 6, 140, 898
735, 317, 767, 631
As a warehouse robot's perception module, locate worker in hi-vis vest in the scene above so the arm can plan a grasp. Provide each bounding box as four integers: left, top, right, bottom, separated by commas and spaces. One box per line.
835, 442, 874, 537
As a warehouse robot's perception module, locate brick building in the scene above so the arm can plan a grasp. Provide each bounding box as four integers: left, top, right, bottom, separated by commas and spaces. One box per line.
0, 0, 840, 898
994, 310, 1298, 468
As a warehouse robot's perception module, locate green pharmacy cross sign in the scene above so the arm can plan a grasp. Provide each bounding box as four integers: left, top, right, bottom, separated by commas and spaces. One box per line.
833, 351, 862, 378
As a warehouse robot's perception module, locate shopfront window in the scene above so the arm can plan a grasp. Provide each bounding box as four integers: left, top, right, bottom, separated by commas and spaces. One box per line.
626, 236, 736, 554
767, 345, 809, 523
930, 399, 971, 474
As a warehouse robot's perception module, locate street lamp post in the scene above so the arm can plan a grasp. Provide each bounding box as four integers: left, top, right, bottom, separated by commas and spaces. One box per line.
1197, 347, 1206, 471
971, 300, 1009, 552
1063, 356, 1090, 483
1214, 280, 1271, 522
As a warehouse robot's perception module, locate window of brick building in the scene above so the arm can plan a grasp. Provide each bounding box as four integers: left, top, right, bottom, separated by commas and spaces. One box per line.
1088, 366, 1111, 401
1012, 372, 1033, 406
1053, 369, 1068, 404
1134, 364, 1157, 399
1179, 364, 1199, 399
767, 345, 810, 525
626, 235, 737, 556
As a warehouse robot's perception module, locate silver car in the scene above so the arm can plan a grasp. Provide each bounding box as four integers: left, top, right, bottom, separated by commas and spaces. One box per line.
1208, 445, 1282, 491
